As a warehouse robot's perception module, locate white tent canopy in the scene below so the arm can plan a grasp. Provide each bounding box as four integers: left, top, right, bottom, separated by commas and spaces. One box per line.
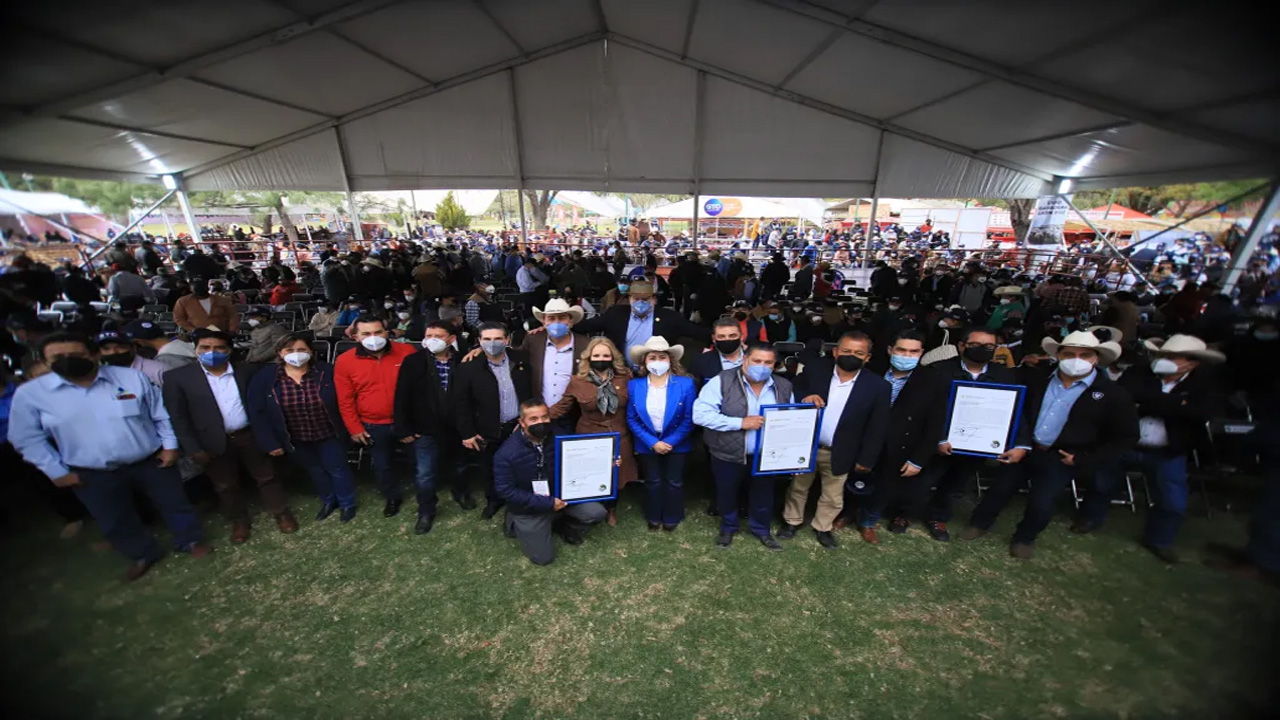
554, 191, 627, 218
0, 1, 1275, 198
0, 188, 99, 216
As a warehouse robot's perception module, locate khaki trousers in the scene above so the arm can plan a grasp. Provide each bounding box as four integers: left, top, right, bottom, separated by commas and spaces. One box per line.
782, 447, 846, 532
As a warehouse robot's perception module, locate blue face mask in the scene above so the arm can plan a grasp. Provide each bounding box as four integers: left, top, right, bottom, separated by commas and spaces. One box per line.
198, 351, 229, 367
545, 322, 570, 339
744, 365, 772, 383
631, 300, 652, 316
889, 354, 919, 372
617, 284, 630, 294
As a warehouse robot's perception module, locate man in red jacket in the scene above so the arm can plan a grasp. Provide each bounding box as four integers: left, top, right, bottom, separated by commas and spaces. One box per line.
334, 314, 417, 517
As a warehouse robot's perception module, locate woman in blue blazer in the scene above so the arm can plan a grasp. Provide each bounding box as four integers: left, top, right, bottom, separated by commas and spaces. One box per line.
626, 337, 697, 531
247, 333, 359, 522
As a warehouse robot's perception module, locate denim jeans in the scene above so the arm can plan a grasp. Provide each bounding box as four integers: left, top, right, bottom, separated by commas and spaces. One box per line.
363, 422, 403, 502
641, 452, 688, 527
291, 437, 358, 509
1087, 449, 1188, 548
73, 460, 204, 562
710, 456, 775, 537
413, 435, 462, 517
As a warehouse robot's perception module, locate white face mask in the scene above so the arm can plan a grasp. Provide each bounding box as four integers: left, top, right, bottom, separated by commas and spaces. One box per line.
361, 335, 388, 352
283, 351, 311, 367
938, 320, 950, 328
1058, 357, 1095, 377
423, 337, 449, 354
1000, 298, 1012, 305
397, 312, 411, 320
248, 318, 261, 327
483, 285, 495, 294
1151, 358, 1180, 375
647, 360, 670, 377
384, 302, 395, 309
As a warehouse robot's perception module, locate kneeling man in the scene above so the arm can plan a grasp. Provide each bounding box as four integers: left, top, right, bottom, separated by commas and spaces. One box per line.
494, 399, 607, 565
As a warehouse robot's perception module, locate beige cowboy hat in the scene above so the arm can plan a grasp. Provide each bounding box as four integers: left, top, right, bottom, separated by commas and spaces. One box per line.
993, 285, 1024, 297
627, 279, 655, 295
1084, 325, 1124, 344
1041, 330, 1122, 365
1142, 334, 1225, 363
532, 298, 584, 324
629, 336, 684, 366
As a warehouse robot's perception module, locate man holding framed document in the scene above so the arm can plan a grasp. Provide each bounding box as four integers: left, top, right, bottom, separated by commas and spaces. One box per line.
493, 400, 611, 566
779, 332, 891, 549
693, 343, 795, 551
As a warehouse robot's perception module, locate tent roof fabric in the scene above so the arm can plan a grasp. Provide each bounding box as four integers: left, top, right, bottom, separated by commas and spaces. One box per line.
0, 188, 100, 216
1, 1, 1276, 198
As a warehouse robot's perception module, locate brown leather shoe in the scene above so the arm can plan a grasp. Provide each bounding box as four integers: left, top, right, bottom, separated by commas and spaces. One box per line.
606, 509, 618, 527
831, 515, 849, 531
230, 521, 251, 544
859, 526, 880, 545
1010, 542, 1035, 560
275, 510, 299, 534
188, 542, 214, 559
123, 557, 159, 582
959, 527, 989, 541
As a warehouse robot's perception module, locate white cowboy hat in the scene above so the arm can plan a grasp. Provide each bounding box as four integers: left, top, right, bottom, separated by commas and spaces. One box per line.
532, 298, 584, 324
1041, 330, 1122, 365
629, 336, 684, 366
1142, 334, 1225, 363
993, 285, 1024, 297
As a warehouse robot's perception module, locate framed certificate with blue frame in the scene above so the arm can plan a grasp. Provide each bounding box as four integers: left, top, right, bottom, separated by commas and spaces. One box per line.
752, 403, 823, 476
553, 432, 620, 504
943, 381, 1026, 458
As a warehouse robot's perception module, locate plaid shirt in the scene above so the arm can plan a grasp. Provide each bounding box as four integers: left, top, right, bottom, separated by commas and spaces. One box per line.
435, 357, 452, 393
274, 365, 334, 442
1047, 285, 1090, 315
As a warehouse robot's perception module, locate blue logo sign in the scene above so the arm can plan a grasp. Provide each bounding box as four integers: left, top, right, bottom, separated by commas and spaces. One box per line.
704, 198, 723, 216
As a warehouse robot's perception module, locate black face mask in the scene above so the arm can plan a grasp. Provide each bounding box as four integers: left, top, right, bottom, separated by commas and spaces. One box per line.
836, 355, 864, 372
526, 421, 552, 441
135, 345, 158, 359
589, 360, 613, 373
733, 311, 748, 321
715, 339, 742, 356
193, 287, 209, 298
51, 356, 97, 380
100, 351, 135, 367
962, 346, 995, 364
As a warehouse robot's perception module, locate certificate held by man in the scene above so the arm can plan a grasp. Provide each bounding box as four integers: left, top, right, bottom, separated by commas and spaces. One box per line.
753, 404, 822, 475
944, 381, 1026, 457
554, 433, 620, 504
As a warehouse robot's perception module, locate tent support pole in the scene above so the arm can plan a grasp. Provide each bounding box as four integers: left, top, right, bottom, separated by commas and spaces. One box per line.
1124, 181, 1271, 252
174, 181, 202, 242
863, 129, 885, 270
110, 189, 177, 242
1058, 194, 1144, 280
692, 71, 705, 246
1222, 180, 1279, 295
332, 127, 362, 241
508, 68, 529, 248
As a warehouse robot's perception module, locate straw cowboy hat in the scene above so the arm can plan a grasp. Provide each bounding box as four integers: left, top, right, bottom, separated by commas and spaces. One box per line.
532, 298, 584, 324
629, 336, 684, 366
993, 285, 1024, 297
1041, 330, 1122, 365
1142, 334, 1226, 363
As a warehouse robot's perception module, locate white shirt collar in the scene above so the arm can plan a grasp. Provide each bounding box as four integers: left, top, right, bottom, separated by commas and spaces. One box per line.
201, 363, 234, 378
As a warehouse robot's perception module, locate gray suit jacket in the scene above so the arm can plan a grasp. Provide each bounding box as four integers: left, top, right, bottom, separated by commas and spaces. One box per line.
161, 362, 260, 456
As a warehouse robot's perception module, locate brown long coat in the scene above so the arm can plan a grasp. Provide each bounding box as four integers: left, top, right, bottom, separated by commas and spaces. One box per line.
548, 370, 638, 486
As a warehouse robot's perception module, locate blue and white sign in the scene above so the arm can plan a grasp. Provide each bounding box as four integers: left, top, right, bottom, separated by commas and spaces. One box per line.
703, 198, 723, 216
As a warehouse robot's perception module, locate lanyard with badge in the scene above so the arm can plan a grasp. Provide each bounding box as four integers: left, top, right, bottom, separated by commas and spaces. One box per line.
531, 442, 552, 497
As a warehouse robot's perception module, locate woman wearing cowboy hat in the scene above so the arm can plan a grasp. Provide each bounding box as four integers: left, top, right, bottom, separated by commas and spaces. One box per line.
962, 330, 1140, 560
626, 337, 697, 532
1078, 334, 1223, 563
546, 337, 637, 526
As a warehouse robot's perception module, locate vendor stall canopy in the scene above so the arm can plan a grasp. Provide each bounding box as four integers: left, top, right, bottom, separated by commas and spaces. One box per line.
1, 0, 1277, 198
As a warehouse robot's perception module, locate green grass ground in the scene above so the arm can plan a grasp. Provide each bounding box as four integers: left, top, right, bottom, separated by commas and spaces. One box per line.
1, 474, 1275, 720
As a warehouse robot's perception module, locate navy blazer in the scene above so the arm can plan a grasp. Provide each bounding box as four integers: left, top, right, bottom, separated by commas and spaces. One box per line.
688, 349, 740, 387
493, 426, 560, 514
794, 358, 893, 476
626, 375, 697, 454
246, 362, 347, 454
